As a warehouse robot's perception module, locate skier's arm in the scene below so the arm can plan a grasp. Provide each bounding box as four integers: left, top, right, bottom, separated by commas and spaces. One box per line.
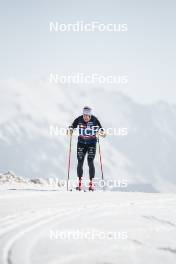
71, 117, 79, 129
67, 117, 79, 135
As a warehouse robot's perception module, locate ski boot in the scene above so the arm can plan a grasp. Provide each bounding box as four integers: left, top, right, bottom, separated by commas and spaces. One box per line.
76, 178, 82, 191
89, 180, 94, 191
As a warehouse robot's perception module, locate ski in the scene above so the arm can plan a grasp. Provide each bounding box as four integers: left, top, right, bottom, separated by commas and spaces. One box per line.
69, 188, 86, 192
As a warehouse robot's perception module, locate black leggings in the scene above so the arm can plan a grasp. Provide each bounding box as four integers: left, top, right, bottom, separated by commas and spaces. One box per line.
77, 142, 96, 180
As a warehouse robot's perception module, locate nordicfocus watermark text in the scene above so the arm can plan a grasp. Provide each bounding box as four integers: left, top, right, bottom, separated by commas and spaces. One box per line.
49, 73, 128, 85
49, 229, 128, 240
49, 21, 128, 32
49, 178, 128, 189
49, 126, 128, 137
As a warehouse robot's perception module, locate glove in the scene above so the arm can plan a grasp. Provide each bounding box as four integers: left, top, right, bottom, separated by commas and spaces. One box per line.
67, 127, 73, 136
99, 131, 106, 138
96, 130, 106, 138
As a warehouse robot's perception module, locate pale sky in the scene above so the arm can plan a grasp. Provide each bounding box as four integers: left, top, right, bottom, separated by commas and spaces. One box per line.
0, 0, 175, 103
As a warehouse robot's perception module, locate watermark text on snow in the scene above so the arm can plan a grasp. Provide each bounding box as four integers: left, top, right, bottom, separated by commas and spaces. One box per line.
49, 229, 128, 240
49, 178, 128, 189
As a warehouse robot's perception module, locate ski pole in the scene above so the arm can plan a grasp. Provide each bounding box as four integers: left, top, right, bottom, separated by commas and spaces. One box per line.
97, 136, 104, 181
67, 132, 73, 191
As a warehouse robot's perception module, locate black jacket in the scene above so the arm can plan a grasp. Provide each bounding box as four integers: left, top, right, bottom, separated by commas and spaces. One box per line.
70, 115, 103, 144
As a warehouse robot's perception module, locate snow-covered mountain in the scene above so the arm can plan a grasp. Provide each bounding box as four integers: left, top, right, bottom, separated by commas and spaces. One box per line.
0, 171, 60, 190
1, 79, 176, 192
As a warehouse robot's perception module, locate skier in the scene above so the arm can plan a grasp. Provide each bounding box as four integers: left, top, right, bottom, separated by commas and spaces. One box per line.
67, 106, 106, 191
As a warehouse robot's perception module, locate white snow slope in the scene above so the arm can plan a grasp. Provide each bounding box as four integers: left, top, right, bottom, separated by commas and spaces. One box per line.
0, 189, 176, 264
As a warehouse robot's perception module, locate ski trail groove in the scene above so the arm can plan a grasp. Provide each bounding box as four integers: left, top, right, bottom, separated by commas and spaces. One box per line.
3, 205, 107, 264
2, 209, 71, 264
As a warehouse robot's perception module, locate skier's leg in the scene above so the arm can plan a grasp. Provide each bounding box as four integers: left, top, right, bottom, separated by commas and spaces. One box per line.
87, 144, 96, 180
77, 142, 86, 179
88, 160, 95, 179
77, 160, 84, 179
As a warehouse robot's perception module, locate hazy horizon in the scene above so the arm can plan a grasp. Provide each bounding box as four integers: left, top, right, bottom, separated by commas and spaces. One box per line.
0, 0, 176, 103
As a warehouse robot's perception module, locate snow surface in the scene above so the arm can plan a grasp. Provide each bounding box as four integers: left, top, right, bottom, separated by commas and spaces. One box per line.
0, 186, 176, 264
